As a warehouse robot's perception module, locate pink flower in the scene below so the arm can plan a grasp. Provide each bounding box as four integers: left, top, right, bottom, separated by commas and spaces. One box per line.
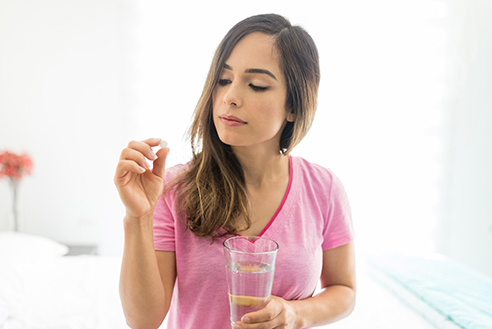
0, 151, 33, 180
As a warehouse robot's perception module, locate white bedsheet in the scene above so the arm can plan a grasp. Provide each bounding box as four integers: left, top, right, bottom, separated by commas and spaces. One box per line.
1, 255, 128, 329
325, 259, 437, 329
1, 233, 438, 329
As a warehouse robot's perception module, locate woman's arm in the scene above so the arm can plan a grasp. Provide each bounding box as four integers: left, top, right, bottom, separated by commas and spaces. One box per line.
119, 216, 176, 329
293, 241, 356, 327
235, 241, 356, 329
115, 138, 176, 328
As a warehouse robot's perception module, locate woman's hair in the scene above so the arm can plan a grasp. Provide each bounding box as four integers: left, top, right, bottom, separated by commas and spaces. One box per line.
168, 14, 320, 240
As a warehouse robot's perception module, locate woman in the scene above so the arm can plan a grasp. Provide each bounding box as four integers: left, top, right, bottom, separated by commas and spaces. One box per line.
115, 14, 355, 329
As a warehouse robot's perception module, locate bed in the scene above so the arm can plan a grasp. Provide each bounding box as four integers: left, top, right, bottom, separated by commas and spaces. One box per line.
1, 232, 491, 329
0, 232, 129, 329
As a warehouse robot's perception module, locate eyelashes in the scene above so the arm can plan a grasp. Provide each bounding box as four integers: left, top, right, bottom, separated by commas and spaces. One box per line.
217, 79, 268, 92
250, 84, 268, 92
218, 79, 231, 86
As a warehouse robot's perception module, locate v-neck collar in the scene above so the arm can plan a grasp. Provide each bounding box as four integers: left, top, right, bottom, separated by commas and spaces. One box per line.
253, 155, 293, 238
229, 155, 295, 241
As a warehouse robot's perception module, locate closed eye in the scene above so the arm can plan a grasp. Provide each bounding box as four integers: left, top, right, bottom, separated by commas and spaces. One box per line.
218, 79, 231, 86
249, 84, 268, 92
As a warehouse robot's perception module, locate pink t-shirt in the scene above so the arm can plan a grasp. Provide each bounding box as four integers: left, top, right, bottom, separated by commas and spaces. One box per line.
153, 156, 354, 329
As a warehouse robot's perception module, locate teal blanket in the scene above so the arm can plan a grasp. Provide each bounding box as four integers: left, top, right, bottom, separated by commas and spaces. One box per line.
367, 253, 492, 329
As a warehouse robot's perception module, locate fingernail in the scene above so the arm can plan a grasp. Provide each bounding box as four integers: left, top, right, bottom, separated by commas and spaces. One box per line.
242, 317, 250, 323
142, 161, 150, 169
137, 166, 146, 173
234, 325, 241, 329
149, 151, 157, 160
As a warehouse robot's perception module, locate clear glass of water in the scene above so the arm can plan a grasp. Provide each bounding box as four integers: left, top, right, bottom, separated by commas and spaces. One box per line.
223, 236, 279, 328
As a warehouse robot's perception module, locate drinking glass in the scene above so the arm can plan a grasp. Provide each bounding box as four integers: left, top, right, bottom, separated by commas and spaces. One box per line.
223, 236, 279, 327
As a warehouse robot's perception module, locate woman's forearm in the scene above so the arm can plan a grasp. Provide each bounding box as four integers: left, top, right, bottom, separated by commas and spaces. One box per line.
119, 215, 168, 329
292, 284, 356, 328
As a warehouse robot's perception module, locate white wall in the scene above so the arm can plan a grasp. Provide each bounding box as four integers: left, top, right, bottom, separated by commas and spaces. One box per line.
439, 0, 492, 277
0, 0, 133, 253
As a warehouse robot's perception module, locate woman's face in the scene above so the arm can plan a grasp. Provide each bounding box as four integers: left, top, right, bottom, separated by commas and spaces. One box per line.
212, 32, 294, 153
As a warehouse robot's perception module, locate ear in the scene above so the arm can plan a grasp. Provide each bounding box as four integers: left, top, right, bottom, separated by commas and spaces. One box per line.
286, 111, 295, 122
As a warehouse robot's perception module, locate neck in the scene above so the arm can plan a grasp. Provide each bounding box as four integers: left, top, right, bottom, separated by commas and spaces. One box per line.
232, 146, 290, 187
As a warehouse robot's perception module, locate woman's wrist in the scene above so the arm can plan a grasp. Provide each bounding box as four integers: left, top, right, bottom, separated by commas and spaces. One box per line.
288, 300, 306, 329
286, 284, 356, 328
123, 213, 154, 233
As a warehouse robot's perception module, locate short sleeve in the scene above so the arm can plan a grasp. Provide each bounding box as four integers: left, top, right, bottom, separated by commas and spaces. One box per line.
153, 191, 176, 251
153, 165, 187, 252
321, 173, 354, 250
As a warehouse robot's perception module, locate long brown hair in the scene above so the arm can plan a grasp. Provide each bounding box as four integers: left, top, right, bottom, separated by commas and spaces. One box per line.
168, 14, 320, 240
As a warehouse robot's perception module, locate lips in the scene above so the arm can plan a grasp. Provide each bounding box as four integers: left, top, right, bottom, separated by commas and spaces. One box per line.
219, 115, 247, 126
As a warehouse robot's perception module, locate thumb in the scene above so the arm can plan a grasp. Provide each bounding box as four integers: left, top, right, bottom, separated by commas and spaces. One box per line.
152, 147, 170, 179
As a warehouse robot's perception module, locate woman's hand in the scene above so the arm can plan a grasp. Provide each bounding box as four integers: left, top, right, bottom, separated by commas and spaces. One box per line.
234, 296, 301, 329
114, 138, 170, 220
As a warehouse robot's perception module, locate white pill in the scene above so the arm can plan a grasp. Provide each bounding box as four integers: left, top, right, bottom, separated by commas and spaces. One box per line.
160, 140, 168, 148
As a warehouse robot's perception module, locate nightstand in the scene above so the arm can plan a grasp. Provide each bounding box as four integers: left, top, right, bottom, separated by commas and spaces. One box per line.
65, 245, 98, 256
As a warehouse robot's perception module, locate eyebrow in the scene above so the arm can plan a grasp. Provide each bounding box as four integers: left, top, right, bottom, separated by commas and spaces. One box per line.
223, 63, 277, 81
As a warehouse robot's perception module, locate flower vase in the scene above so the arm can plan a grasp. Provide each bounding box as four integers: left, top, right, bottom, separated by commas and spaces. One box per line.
0, 151, 33, 231
9, 177, 20, 232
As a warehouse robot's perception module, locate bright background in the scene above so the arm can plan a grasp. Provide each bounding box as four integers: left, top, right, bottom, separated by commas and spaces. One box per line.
1, 0, 491, 277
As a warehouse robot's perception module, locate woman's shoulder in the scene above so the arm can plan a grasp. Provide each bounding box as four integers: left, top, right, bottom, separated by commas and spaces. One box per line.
162, 161, 192, 192
291, 156, 350, 207
165, 162, 190, 179
291, 155, 336, 181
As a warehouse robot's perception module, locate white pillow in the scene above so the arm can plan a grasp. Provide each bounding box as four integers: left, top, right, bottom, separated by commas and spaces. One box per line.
0, 231, 69, 261
0, 232, 69, 325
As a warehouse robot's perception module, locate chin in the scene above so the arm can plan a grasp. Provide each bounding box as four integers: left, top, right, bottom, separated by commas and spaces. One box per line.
216, 133, 246, 147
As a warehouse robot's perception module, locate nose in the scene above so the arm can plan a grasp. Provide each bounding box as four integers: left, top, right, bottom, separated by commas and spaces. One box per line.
222, 82, 242, 107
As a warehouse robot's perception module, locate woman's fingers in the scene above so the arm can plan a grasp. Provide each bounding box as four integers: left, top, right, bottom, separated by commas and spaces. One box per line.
241, 299, 279, 324
121, 147, 153, 170
114, 138, 168, 219
140, 137, 163, 147
123, 139, 161, 162
236, 296, 296, 329
152, 147, 170, 179
118, 159, 146, 175
119, 138, 165, 171
115, 138, 170, 188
